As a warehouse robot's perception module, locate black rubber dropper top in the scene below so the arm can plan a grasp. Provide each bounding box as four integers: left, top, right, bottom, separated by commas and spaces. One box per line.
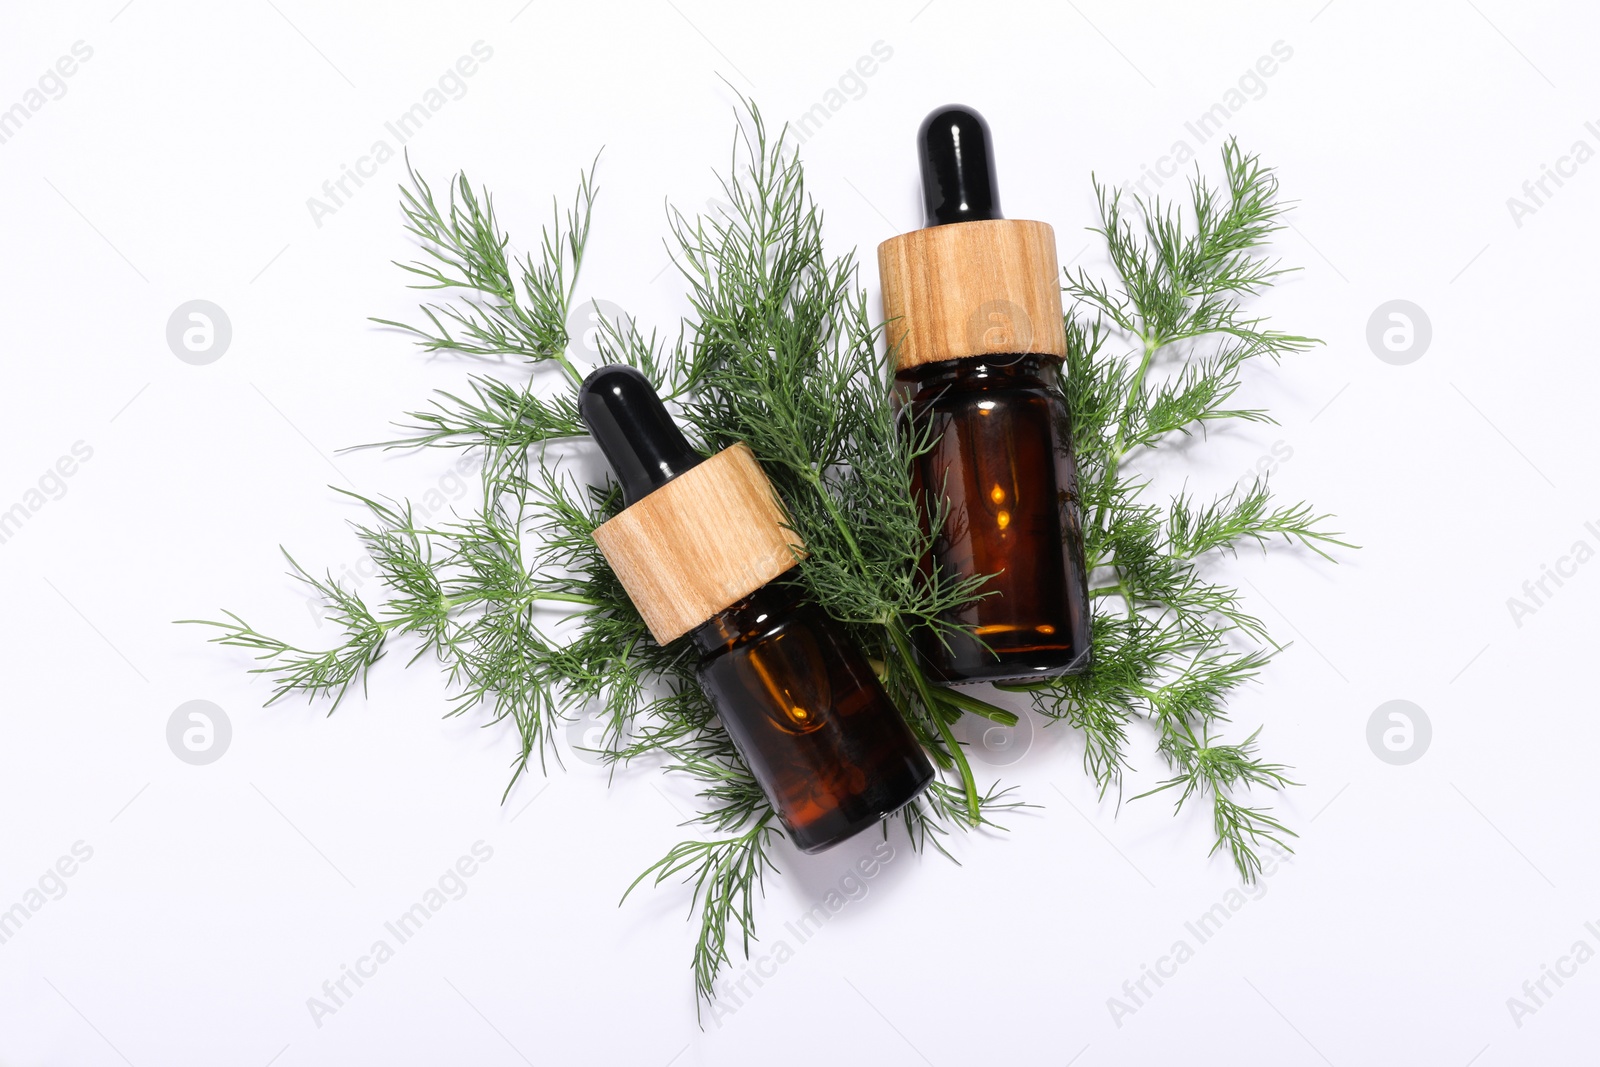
577, 364, 703, 506
917, 105, 1003, 227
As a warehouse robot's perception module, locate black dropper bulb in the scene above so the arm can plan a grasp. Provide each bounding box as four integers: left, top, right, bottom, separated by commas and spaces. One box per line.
577, 364, 703, 506
917, 105, 1003, 228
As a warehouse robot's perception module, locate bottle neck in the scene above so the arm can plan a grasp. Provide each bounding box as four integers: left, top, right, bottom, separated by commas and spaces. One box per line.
691, 581, 804, 656
894, 352, 1057, 398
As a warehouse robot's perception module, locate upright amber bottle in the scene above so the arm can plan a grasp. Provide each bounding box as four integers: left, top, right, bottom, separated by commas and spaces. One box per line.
579, 366, 933, 853
878, 106, 1092, 684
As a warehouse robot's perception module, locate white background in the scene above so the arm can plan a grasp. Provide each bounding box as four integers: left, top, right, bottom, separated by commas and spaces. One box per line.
2, 1, 1596, 1064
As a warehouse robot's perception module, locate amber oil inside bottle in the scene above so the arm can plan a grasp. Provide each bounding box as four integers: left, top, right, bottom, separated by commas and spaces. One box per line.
898, 353, 1091, 684
693, 583, 934, 853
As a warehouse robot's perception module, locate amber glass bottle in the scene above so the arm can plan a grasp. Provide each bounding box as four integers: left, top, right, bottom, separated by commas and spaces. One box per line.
879, 106, 1092, 684
580, 365, 933, 853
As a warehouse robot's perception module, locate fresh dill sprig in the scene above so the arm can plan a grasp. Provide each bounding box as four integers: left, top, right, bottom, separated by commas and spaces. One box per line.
178, 550, 388, 711
370, 153, 597, 381
1027, 140, 1350, 881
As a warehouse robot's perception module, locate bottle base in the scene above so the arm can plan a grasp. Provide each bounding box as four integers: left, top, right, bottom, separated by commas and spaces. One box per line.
789, 758, 936, 854
924, 643, 1093, 686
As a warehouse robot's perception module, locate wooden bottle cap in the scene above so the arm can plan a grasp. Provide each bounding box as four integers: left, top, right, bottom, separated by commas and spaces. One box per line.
592, 443, 804, 645
877, 218, 1067, 371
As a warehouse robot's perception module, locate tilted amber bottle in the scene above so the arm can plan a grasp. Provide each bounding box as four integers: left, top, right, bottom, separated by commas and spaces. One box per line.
580, 366, 933, 852
878, 106, 1092, 684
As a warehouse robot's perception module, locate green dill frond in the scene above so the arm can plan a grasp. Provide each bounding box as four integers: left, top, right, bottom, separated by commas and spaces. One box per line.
1168, 479, 1352, 561
898, 779, 1029, 862
1132, 723, 1299, 881
370, 153, 597, 380
1038, 138, 1344, 881
180, 550, 388, 711
378, 374, 587, 453
623, 810, 778, 1019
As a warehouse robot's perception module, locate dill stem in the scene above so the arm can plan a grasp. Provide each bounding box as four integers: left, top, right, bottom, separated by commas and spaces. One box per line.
1117, 572, 1140, 618
1089, 333, 1163, 619
887, 619, 980, 825
375, 590, 600, 631
526, 591, 603, 606
1103, 333, 1160, 497
794, 462, 984, 821
796, 464, 870, 569
552, 352, 583, 386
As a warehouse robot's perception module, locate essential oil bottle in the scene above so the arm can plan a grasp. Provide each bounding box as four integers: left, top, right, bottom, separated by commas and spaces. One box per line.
579, 365, 933, 853
877, 105, 1092, 684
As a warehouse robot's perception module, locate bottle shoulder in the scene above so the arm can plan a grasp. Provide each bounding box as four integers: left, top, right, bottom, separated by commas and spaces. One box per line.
894, 353, 1065, 413
690, 581, 811, 658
